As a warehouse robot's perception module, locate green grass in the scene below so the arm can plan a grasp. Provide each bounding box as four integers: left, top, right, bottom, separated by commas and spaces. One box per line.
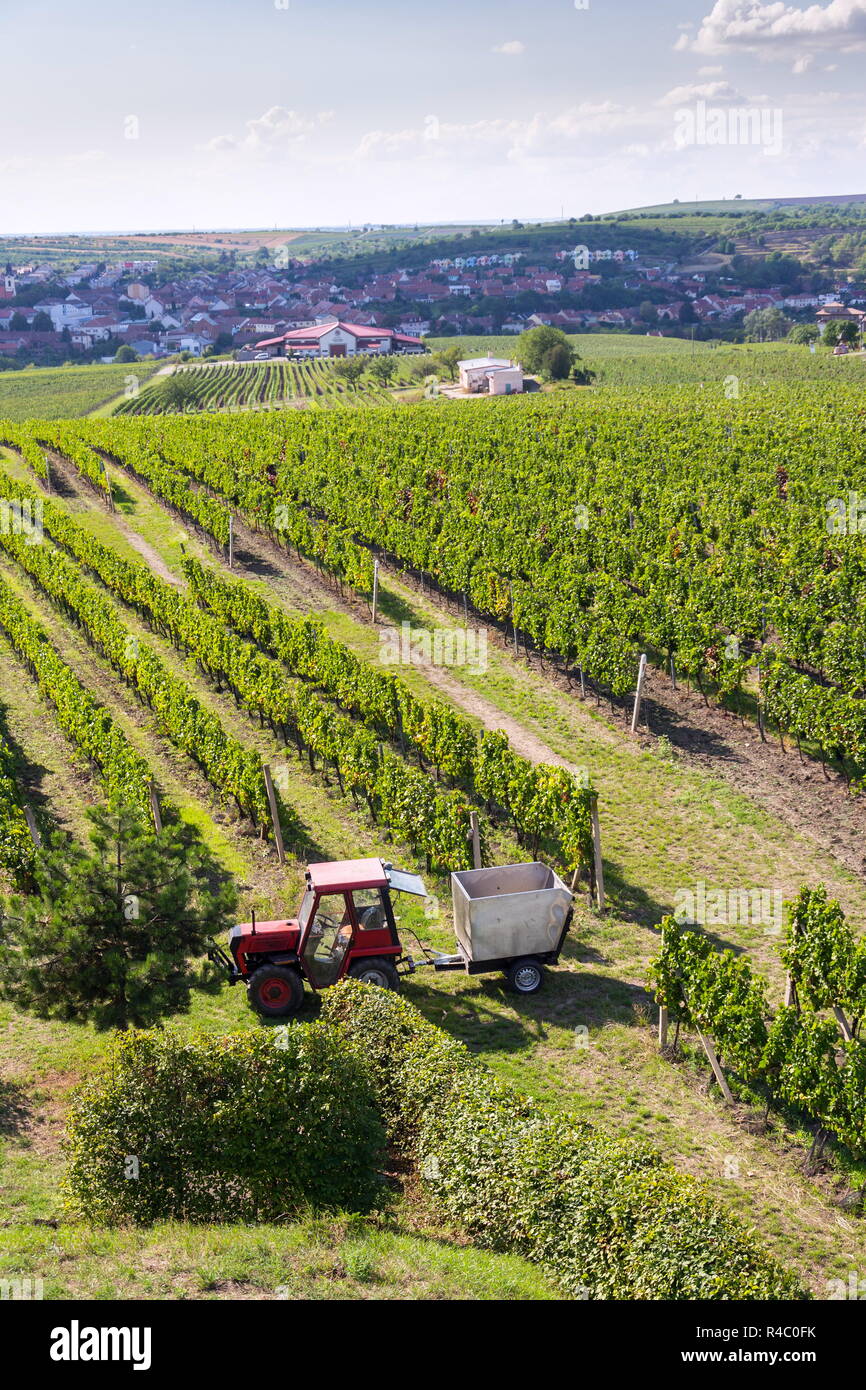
0, 363, 161, 421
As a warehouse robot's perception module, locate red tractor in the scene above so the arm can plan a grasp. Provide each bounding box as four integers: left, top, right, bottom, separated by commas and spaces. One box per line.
209, 858, 428, 1019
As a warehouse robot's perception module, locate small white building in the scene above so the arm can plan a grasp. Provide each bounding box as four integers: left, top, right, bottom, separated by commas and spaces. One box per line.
458, 357, 524, 396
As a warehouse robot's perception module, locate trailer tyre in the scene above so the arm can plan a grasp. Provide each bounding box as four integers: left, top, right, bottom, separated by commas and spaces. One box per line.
247, 965, 304, 1019
348, 958, 400, 991
505, 959, 544, 995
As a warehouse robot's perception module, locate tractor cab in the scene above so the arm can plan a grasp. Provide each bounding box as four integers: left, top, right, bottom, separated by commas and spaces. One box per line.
215, 858, 428, 1019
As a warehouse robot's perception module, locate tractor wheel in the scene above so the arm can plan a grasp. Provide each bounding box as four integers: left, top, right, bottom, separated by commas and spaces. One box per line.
247, 965, 304, 1019
348, 958, 400, 991
505, 958, 544, 995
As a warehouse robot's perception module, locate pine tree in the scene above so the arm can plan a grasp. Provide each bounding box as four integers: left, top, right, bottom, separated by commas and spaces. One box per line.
0, 800, 236, 1029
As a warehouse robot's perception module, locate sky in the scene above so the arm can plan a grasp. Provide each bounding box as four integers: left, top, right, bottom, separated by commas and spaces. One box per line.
2, 0, 866, 233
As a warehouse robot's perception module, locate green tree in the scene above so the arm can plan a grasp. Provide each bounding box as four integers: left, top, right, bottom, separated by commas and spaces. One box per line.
114, 345, 138, 363
639, 300, 658, 326
787, 323, 819, 344
743, 307, 791, 342
159, 371, 200, 411
369, 356, 397, 386
515, 325, 574, 376
837, 319, 860, 347
0, 801, 236, 1030
541, 342, 573, 380
333, 355, 367, 386
31, 311, 52, 332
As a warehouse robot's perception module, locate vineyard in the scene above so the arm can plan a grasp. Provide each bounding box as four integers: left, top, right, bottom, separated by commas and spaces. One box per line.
1, 363, 866, 1301
22, 379, 866, 787
113, 357, 424, 415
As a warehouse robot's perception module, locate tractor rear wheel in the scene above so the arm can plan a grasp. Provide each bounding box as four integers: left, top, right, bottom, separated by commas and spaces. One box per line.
247, 965, 304, 1019
348, 958, 400, 991
505, 958, 544, 995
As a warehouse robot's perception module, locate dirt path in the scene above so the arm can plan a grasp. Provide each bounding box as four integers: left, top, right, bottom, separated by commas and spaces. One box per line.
44, 450, 183, 587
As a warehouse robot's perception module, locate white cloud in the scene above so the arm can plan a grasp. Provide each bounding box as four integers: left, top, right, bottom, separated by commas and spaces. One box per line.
356, 103, 644, 166
793, 53, 814, 70
493, 40, 525, 55
205, 106, 323, 154
698, 64, 725, 74
657, 81, 745, 106
677, 1, 866, 59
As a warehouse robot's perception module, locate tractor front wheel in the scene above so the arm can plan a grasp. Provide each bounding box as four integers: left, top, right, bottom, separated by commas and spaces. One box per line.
348, 958, 400, 991
247, 965, 304, 1019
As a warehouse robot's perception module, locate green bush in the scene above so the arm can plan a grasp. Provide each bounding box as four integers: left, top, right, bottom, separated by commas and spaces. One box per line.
323, 982, 806, 1300
63, 1026, 386, 1224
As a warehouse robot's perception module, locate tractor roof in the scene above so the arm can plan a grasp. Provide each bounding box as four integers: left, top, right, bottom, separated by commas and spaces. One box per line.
307, 858, 389, 892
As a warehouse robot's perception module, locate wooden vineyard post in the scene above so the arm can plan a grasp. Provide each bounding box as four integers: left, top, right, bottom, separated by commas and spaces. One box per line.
783, 972, 794, 1008
590, 793, 605, 913
147, 781, 162, 834
695, 1028, 734, 1104
22, 805, 41, 849
469, 810, 482, 870
263, 765, 286, 866
371, 559, 379, 625
658, 1005, 669, 1050
630, 652, 648, 733
833, 1006, 854, 1043
510, 586, 518, 656
670, 655, 677, 690
228, 515, 234, 570
579, 666, 586, 699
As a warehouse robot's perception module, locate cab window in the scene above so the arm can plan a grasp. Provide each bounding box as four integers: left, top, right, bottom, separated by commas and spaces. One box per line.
353, 887, 386, 931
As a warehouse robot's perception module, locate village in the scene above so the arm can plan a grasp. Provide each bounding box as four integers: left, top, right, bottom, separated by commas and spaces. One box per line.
1, 237, 864, 366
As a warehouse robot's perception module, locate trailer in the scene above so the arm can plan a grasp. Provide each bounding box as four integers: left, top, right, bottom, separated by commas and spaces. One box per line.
431, 861, 574, 994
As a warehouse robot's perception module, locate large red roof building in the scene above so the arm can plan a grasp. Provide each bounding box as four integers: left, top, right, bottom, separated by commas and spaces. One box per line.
255, 317, 424, 358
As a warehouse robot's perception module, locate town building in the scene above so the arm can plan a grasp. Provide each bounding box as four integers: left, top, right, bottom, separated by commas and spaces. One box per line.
254, 317, 424, 358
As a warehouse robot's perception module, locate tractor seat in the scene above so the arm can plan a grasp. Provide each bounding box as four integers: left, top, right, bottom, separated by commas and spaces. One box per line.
358, 905, 385, 931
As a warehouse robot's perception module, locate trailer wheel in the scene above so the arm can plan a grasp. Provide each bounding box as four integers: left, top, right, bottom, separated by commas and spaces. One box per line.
505, 959, 544, 995
349, 958, 400, 991
247, 965, 304, 1019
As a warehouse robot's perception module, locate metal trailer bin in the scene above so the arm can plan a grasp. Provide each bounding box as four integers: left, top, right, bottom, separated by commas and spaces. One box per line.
449, 861, 573, 974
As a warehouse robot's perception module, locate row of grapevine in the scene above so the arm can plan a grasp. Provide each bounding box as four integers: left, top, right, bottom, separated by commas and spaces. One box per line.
0, 574, 154, 818
649, 888, 866, 1162
0, 714, 36, 887
29, 423, 112, 501
0, 509, 275, 834
0, 468, 479, 871
0, 421, 50, 484
82, 419, 374, 591
182, 557, 593, 868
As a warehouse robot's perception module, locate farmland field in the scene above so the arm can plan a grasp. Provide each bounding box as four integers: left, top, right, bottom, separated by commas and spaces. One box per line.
0, 362, 161, 421
1, 364, 866, 1301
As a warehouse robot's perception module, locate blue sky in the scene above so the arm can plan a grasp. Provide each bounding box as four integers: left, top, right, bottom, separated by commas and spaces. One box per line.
2, 0, 866, 232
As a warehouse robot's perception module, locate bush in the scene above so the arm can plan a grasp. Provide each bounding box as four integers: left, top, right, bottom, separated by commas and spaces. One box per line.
63, 1026, 386, 1224
323, 982, 806, 1300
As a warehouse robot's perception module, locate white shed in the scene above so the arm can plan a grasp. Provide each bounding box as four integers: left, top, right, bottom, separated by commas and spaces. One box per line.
458, 357, 524, 395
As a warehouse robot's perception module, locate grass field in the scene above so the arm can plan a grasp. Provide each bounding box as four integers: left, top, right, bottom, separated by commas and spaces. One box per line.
0, 363, 161, 421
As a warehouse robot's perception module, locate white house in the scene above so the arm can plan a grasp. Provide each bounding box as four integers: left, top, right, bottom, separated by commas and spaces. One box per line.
458, 357, 524, 395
